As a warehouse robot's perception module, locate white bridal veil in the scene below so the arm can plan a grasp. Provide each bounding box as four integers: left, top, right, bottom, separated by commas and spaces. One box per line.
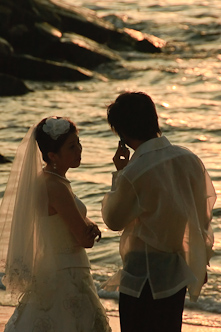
0, 126, 55, 307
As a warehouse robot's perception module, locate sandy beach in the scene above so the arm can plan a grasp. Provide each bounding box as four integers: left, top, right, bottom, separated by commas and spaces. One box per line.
107, 312, 221, 332
0, 306, 220, 332
107, 315, 221, 332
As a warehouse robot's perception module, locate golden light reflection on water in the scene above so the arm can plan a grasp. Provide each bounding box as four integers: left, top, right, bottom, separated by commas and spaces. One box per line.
166, 118, 189, 127
161, 102, 169, 108
69, 171, 112, 187
160, 112, 169, 118
197, 135, 208, 142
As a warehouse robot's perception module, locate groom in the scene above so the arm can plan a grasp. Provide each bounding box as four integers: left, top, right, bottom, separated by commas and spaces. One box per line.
102, 91, 216, 332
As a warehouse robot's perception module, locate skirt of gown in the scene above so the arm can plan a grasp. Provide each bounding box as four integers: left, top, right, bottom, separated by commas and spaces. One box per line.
4, 267, 112, 332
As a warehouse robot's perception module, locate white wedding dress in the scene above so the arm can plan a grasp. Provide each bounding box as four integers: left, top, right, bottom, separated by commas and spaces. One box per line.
4, 197, 111, 332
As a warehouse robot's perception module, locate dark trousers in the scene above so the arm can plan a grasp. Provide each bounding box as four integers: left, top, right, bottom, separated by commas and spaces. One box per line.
119, 280, 186, 332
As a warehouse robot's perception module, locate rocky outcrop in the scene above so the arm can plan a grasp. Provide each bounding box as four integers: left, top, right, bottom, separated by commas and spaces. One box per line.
0, 37, 14, 57
36, 0, 165, 53
19, 22, 122, 69
0, 0, 166, 95
0, 73, 31, 96
0, 153, 11, 163
1, 55, 96, 81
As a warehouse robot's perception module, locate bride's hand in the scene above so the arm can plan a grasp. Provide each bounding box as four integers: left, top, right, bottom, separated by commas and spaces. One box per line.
86, 220, 101, 243
92, 224, 101, 242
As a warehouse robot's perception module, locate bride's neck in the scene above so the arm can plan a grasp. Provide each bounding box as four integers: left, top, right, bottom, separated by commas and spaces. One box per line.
43, 168, 70, 183
44, 165, 66, 178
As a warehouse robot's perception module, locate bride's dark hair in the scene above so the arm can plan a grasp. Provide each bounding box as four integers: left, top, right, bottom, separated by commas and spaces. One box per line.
35, 117, 77, 163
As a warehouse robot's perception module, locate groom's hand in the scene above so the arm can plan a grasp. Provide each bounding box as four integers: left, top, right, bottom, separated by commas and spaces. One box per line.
113, 141, 130, 170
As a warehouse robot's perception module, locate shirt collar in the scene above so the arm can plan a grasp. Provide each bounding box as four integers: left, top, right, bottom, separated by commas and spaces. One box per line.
130, 136, 171, 162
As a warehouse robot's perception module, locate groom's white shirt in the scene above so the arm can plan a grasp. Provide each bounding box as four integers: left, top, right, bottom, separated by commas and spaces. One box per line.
102, 136, 216, 301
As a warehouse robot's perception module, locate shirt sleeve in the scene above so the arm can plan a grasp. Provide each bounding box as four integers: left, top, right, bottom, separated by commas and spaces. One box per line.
102, 171, 141, 231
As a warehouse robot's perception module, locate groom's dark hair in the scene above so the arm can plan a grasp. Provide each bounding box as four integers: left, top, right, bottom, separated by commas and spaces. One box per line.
107, 92, 161, 140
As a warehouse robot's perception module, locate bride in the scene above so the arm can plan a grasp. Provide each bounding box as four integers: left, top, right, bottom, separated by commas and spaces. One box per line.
0, 116, 111, 332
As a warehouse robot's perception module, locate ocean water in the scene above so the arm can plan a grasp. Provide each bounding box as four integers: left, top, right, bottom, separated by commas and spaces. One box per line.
0, 0, 221, 327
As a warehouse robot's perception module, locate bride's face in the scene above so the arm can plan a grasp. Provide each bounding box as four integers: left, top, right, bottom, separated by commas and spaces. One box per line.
55, 132, 82, 170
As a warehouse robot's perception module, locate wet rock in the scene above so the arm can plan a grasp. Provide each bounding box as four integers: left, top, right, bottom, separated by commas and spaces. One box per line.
6, 20, 122, 71
35, 21, 62, 40
33, 0, 62, 28
0, 38, 14, 58
8, 24, 30, 47
102, 14, 127, 29
43, 32, 121, 69
8, 23, 56, 56
123, 28, 166, 53
0, 73, 31, 96
0, 0, 166, 88
0, 5, 12, 35
0, 0, 40, 31
0, 154, 11, 164
1, 54, 95, 81
37, 1, 165, 53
